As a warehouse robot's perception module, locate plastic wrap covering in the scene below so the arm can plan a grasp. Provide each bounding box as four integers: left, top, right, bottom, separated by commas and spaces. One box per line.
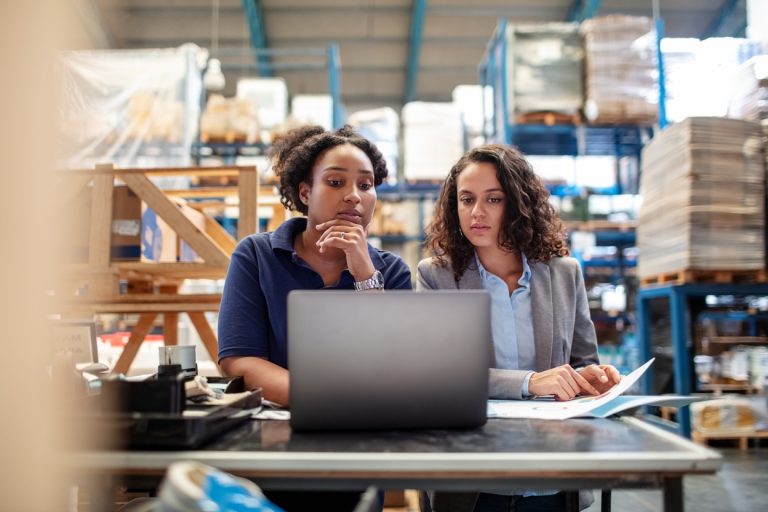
452, 85, 492, 149
348, 107, 399, 182
660, 38, 700, 123
402, 102, 463, 181
692, 397, 762, 434
581, 15, 658, 125
291, 94, 333, 131
199, 94, 260, 144
505, 23, 583, 119
728, 55, 768, 124
637, 117, 765, 279
60, 45, 204, 173
663, 38, 764, 122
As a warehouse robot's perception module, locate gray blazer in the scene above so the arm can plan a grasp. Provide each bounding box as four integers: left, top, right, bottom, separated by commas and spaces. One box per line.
417, 255, 598, 511
416, 255, 599, 399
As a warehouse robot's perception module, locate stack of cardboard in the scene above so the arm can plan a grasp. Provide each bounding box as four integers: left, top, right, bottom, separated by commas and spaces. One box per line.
506, 23, 583, 119
581, 15, 658, 125
638, 118, 765, 278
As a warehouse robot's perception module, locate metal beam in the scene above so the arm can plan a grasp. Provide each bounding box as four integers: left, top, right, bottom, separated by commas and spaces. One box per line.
732, 18, 747, 38
568, 0, 602, 22
241, 0, 270, 76
404, 0, 427, 103
328, 44, 343, 129
704, 0, 744, 39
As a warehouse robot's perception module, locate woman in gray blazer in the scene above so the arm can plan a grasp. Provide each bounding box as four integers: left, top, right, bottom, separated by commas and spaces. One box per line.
417, 144, 621, 512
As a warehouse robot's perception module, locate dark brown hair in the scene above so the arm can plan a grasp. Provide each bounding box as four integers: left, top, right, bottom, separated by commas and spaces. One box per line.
425, 144, 569, 281
272, 125, 388, 214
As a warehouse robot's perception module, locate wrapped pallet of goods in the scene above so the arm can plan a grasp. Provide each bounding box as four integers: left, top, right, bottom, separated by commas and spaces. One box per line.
505, 23, 583, 123
580, 15, 658, 125
348, 107, 399, 182
402, 102, 463, 181
728, 56, 768, 124
199, 94, 260, 144
59, 44, 204, 171
637, 117, 765, 280
728, 56, 768, 193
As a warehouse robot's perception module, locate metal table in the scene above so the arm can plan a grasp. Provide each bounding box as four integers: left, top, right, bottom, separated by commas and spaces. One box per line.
73, 416, 720, 511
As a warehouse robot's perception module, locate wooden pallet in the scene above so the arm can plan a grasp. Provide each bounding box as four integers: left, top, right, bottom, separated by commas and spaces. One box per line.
564, 220, 637, 232
515, 111, 582, 126
640, 269, 768, 287
692, 429, 768, 451
200, 131, 258, 144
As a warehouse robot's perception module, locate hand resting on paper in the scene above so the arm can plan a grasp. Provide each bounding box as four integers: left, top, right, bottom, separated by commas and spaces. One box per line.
528, 363, 621, 401
577, 364, 622, 394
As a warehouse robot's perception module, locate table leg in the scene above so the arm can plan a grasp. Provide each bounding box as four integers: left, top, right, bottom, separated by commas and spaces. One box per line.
601, 489, 611, 512
662, 476, 683, 512
565, 490, 579, 512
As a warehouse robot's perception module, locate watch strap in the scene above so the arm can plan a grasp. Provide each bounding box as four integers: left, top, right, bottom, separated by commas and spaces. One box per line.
354, 270, 384, 291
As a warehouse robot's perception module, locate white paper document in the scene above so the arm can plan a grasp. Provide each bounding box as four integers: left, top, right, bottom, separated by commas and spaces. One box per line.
487, 358, 702, 420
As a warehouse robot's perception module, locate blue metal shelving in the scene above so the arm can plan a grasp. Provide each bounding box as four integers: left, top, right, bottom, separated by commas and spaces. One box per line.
478, 19, 657, 162
637, 282, 768, 437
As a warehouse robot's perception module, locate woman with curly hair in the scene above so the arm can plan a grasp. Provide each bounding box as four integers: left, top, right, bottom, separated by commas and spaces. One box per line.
218, 125, 412, 408
417, 145, 621, 511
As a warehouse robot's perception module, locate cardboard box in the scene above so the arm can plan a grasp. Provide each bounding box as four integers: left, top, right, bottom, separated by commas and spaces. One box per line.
140, 204, 177, 262
111, 186, 141, 261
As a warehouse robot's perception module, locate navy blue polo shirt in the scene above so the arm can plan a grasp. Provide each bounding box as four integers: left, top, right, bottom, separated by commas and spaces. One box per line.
217, 217, 413, 368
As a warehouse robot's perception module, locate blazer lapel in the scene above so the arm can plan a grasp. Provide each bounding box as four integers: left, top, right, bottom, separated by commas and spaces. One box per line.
457, 259, 484, 289
532, 262, 554, 371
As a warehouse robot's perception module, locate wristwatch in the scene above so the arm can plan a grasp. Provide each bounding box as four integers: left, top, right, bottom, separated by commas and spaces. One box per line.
354, 270, 385, 291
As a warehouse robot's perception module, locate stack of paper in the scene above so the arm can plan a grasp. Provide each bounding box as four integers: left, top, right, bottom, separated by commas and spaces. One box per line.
580, 15, 658, 125
637, 117, 765, 278
487, 359, 703, 420
506, 22, 583, 118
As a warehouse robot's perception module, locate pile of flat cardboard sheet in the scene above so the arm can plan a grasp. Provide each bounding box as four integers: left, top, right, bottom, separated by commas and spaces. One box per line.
638, 117, 765, 278
581, 15, 658, 125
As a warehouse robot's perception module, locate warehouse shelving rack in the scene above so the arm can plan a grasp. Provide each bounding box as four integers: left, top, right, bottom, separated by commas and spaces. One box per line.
637, 282, 768, 437
478, 19, 657, 166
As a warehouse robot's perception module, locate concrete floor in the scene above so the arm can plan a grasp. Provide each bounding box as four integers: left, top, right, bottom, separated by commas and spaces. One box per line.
584, 447, 768, 512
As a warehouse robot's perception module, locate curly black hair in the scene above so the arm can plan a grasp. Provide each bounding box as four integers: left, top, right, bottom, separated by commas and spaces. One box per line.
271, 125, 388, 214
425, 144, 569, 281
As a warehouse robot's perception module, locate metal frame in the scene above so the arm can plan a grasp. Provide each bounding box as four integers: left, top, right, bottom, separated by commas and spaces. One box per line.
405, 0, 427, 103
704, 0, 746, 39
568, 0, 603, 22
637, 282, 768, 437
241, 0, 270, 76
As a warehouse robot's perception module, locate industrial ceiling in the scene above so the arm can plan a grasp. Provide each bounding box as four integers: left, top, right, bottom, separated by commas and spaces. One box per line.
90, 0, 749, 112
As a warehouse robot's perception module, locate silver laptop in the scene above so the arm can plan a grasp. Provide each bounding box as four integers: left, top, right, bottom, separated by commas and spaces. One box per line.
288, 290, 491, 431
